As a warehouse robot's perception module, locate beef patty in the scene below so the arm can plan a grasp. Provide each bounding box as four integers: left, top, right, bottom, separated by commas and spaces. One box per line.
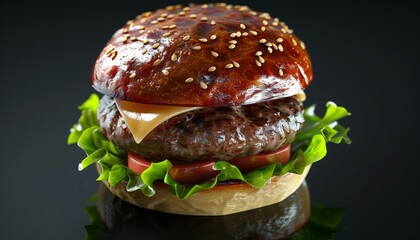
98, 96, 304, 162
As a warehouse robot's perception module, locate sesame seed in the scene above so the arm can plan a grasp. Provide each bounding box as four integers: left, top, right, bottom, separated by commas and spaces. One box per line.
171, 53, 178, 61
229, 40, 237, 44
272, 22, 279, 26
162, 69, 169, 76
300, 41, 306, 49
166, 6, 175, 11
276, 38, 284, 43
199, 38, 208, 43
249, 30, 258, 36
167, 14, 175, 19
153, 59, 161, 66
232, 61, 240, 68
139, 25, 146, 30
192, 46, 202, 50
210, 35, 217, 40
157, 17, 165, 22
202, 4, 209, 8
130, 37, 138, 41
200, 82, 208, 89
160, 13, 168, 18
292, 38, 297, 46
162, 32, 172, 37
211, 51, 219, 57
267, 47, 273, 53
152, 43, 160, 49
105, 46, 115, 54
255, 51, 262, 56
141, 49, 147, 54
255, 59, 262, 67
240, 24, 246, 29
262, 20, 269, 26
272, 43, 278, 50
261, 26, 266, 31
230, 33, 237, 38
129, 73, 136, 78
259, 39, 267, 44
122, 28, 129, 34
189, 14, 197, 19
225, 63, 234, 68
281, 28, 287, 33
183, 7, 190, 11
183, 35, 190, 41
110, 51, 117, 60
228, 44, 236, 49
142, 39, 149, 44
151, 20, 158, 24
258, 56, 265, 63
278, 44, 284, 52
279, 69, 284, 76
126, 20, 134, 25
178, 11, 186, 16
208, 66, 216, 72
236, 31, 242, 37
169, 24, 177, 29
265, 42, 273, 47
122, 35, 129, 44
201, 17, 208, 22
260, 13, 271, 20
162, 25, 170, 29
185, 77, 194, 83
142, 11, 152, 17
211, 21, 216, 25
242, 32, 249, 36
239, 6, 249, 12
250, 11, 257, 16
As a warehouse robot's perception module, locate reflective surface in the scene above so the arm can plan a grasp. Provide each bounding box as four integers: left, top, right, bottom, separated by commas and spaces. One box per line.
83, 182, 344, 240
87, 182, 310, 240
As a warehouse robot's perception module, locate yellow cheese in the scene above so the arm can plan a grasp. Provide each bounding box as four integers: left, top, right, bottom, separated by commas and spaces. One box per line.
292, 91, 306, 102
116, 100, 200, 143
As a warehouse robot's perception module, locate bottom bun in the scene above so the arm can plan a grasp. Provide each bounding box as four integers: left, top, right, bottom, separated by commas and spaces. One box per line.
97, 164, 311, 216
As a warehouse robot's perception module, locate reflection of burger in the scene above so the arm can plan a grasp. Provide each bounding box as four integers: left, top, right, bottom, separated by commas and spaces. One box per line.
69, 3, 351, 216
92, 181, 311, 239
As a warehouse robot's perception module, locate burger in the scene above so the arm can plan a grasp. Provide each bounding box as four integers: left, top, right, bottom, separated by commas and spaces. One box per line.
68, 3, 351, 216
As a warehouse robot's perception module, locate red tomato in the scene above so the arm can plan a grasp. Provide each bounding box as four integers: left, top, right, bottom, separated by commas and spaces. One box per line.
128, 144, 290, 184
228, 144, 290, 172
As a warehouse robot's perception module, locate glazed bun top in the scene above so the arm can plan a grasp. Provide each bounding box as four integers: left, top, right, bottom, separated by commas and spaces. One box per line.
92, 3, 313, 106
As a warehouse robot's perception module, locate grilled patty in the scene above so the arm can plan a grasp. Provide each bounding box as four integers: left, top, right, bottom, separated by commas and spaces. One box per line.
98, 96, 304, 162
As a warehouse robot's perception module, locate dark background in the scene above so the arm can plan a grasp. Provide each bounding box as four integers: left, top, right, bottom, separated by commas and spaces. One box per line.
1, 0, 419, 239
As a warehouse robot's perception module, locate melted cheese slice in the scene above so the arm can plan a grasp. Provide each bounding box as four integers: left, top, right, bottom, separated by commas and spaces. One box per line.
116, 100, 200, 143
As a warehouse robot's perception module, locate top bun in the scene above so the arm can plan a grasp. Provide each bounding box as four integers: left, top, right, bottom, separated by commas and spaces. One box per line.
92, 3, 313, 106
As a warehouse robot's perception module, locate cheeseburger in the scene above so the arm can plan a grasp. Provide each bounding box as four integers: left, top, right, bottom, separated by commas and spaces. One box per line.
68, 3, 351, 216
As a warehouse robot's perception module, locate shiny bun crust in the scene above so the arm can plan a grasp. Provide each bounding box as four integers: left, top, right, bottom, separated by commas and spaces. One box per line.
98, 164, 311, 216
92, 3, 312, 106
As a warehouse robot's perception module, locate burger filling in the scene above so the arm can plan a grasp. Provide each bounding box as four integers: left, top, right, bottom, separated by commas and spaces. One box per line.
97, 95, 304, 162
69, 94, 351, 199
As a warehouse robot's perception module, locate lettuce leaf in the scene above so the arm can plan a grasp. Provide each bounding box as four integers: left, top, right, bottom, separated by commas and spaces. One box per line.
68, 94, 351, 199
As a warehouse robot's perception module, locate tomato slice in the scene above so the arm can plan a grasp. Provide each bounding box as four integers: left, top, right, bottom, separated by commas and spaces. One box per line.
228, 144, 290, 172
128, 153, 220, 184
128, 144, 291, 184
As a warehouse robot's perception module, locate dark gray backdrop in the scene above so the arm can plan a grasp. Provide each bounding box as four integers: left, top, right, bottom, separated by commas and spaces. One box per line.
1, 0, 418, 239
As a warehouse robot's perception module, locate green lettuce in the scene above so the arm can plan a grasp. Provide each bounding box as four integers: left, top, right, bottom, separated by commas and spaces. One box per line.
68, 94, 351, 199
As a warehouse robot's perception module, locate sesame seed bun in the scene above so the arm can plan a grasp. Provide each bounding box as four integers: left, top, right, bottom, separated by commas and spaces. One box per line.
92, 3, 312, 106
97, 163, 311, 216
